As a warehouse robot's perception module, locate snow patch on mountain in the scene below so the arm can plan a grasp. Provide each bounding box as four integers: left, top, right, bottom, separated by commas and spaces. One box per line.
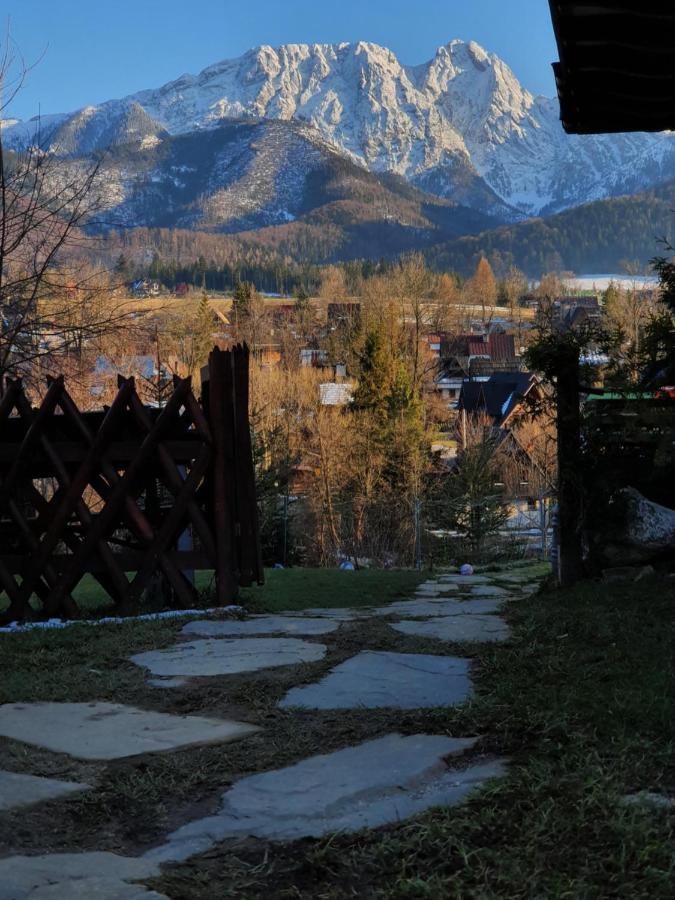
4, 39, 675, 218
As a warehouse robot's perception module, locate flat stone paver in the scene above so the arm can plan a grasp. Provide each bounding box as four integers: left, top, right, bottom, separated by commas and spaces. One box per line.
182, 616, 339, 637
0, 770, 90, 812
0, 702, 260, 761
372, 598, 503, 617
438, 574, 492, 584
415, 582, 458, 593
145, 734, 505, 859
390, 615, 510, 643
414, 587, 459, 598
0, 852, 163, 900
280, 607, 368, 620
621, 791, 675, 810
279, 651, 472, 709
131, 637, 327, 681
468, 585, 510, 598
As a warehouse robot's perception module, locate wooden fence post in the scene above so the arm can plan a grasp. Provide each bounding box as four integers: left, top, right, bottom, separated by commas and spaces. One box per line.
556, 347, 585, 587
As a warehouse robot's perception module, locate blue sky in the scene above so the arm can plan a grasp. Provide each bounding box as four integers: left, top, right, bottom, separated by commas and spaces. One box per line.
5, 1, 559, 120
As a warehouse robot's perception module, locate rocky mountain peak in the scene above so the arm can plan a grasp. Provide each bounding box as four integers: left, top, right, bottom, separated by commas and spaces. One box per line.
3, 38, 675, 218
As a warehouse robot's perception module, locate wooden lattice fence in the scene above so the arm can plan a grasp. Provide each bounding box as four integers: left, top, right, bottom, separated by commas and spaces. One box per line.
0, 345, 262, 623
584, 397, 675, 507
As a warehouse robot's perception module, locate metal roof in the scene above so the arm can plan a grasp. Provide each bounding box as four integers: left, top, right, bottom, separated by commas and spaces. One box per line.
548, 1, 675, 134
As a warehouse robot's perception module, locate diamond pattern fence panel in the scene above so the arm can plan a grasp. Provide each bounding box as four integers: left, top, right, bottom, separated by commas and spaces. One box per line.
0, 345, 262, 623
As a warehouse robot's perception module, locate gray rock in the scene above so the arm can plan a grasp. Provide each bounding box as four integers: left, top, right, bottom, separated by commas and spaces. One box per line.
181, 616, 339, 637
602, 565, 641, 583
0, 702, 259, 760
131, 637, 326, 681
0, 770, 90, 812
390, 615, 510, 643
622, 488, 675, 547
0, 852, 162, 900
279, 651, 472, 709
598, 487, 675, 565
634, 565, 657, 582
144, 733, 505, 857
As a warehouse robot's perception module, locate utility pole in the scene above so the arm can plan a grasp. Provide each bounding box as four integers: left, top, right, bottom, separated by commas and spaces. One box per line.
539, 491, 548, 558
282, 489, 289, 566
414, 497, 422, 570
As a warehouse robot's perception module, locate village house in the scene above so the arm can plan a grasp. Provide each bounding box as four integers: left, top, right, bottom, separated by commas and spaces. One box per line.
455, 371, 552, 547
431, 332, 523, 410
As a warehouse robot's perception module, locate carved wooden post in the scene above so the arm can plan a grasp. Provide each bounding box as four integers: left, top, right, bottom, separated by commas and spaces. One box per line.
556, 345, 584, 587
202, 348, 238, 606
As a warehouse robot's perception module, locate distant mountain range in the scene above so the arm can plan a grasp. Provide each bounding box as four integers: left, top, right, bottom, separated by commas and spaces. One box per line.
3, 39, 675, 271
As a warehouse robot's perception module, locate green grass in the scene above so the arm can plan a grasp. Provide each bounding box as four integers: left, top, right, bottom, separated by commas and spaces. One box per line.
0, 567, 428, 705
1, 569, 673, 898
153, 576, 675, 899
240, 567, 430, 613
1, 567, 428, 619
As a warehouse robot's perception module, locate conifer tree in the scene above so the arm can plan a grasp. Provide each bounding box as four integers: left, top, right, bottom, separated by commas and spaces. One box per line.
194, 290, 214, 368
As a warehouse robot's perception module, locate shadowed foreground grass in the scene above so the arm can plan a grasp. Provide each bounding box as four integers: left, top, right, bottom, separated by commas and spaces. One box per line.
153, 576, 675, 899
0, 568, 672, 898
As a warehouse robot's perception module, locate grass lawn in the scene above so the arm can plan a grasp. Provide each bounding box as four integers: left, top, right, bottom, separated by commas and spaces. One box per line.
0, 568, 673, 898
240, 566, 430, 613
159, 575, 675, 898
1, 567, 429, 619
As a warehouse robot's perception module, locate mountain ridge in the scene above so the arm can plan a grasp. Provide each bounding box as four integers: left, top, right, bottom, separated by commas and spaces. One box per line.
4, 38, 675, 220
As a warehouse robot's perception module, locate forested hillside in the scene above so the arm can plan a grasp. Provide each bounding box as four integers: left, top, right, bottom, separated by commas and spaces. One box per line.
425, 180, 675, 276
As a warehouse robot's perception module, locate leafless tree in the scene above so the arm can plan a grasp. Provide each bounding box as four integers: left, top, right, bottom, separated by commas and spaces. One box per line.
0, 38, 133, 396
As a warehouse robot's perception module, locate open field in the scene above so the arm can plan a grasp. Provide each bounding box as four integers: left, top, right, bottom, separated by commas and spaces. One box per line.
119, 295, 538, 322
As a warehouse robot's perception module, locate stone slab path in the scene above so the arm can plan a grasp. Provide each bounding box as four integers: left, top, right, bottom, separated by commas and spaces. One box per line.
0, 702, 259, 760
414, 583, 459, 595
372, 597, 504, 617
390, 614, 510, 643
0, 769, 90, 812
145, 734, 505, 860
467, 585, 510, 598
280, 607, 368, 619
0, 563, 546, 897
130, 637, 327, 685
438, 574, 493, 584
182, 615, 340, 637
0, 852, 164, 900
279, 651, 473, 709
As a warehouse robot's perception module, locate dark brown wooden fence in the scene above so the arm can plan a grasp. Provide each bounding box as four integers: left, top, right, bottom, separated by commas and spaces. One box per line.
585, 397, 675, 507
0, 345, 262, 624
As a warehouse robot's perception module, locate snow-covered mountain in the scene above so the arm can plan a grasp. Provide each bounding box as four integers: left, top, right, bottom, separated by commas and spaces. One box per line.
4, 39, 675, 219
81, 117, 497, 240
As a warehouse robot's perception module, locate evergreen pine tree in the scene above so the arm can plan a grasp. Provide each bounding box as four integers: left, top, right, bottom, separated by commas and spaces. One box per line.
114, 253, 129, 279
194, 290, 214, 369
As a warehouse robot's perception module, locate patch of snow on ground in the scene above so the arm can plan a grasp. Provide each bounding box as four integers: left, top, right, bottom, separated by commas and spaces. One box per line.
0, 607, 244, 635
